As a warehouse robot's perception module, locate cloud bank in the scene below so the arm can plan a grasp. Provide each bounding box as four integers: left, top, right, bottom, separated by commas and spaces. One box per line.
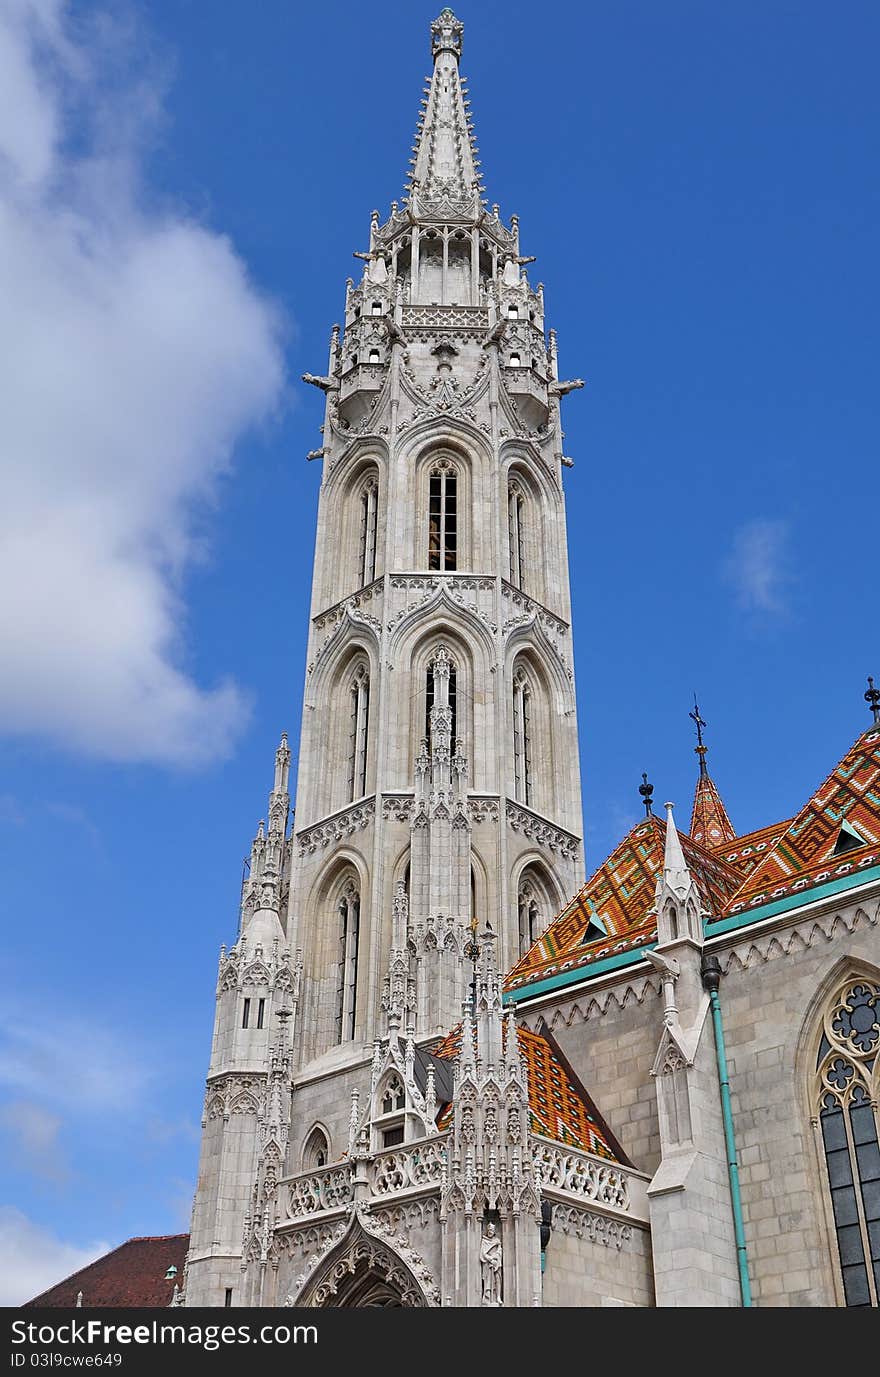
0, 1, 286, 766
0, 1207, 109, 1305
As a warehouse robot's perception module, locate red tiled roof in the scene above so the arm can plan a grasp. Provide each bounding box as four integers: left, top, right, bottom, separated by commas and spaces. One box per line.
722, 725, 880, 916
23, 1235, 189, 1309
433, 1023, 620, 1160
715, 818, 792, 877
689, 770, 737, 849
505, 814, 743, 992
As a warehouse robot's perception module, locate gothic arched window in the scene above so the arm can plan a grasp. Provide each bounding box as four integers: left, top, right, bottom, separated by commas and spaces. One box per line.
347, 664, 370, 802
814, 974, 880, 1307
358, 477, 379, 587
512, 668, 533, 806
425, 648, 457, 750
303, 1126, 330, 1171
515, 863, 560, 957
335, 881, 360, 1043
508, 482, 525, 589
428, 462, 457, 570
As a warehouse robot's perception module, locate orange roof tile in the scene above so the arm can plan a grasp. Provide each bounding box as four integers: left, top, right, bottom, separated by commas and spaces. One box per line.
716, 817, 792, 877
723, 725, 880, 916
505, 814, 742, 992
433, 1024, 620, 1160
690, 770, 737, 848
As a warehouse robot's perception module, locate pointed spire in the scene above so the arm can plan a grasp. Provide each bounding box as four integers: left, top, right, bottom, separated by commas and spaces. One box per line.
662, 802, 691, 894
406, 11, 480, 205
687, 699, 736, 848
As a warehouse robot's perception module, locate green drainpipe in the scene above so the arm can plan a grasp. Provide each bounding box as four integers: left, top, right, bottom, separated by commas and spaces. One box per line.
701, 954, 753, 1308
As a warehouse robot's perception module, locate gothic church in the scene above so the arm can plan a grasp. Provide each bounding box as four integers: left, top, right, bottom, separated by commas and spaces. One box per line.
177, 11, 880, 1309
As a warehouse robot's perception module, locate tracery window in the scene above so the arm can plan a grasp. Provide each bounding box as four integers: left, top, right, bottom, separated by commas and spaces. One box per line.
358, 478, 378, 587
347, 665, 370, 801
814, 974, 880, 1307
512, 669, 533, 806
381, 1076, 406, 1115
428, 462, 457, 570
335, 881, 360, 1043
508, 482, 525, 588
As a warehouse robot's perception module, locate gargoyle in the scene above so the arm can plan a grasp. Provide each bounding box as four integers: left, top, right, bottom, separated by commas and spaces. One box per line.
302, 372, 339, 393
548, 378, 585, 398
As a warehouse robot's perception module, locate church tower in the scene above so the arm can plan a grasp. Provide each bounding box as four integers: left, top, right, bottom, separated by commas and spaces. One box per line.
291, 5, 585, 1054
186, 9, 585, 1304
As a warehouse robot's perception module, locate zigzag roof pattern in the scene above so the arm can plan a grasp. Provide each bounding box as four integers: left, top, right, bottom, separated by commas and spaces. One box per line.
432, 1023, 620, 1160
721, 725, 880, 916
504, 815, 743, 993
716, 817, 793, 878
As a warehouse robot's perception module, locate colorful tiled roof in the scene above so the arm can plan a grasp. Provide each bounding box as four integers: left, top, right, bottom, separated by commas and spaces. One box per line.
23, 1235, 189, 1309
432, 1023, 620, 1159
690, 770, 737, 849
715, 818, 792, 877
504, 814, 743, 992
722, 725, 880, 916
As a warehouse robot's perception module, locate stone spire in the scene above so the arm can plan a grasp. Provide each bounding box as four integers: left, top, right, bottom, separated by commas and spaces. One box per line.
406, 10, 482, 208
687, 701, 736, 848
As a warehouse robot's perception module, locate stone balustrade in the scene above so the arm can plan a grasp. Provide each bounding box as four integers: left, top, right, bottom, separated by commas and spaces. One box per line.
369, 1135, 449, 1196
532, 1136, 649, 1221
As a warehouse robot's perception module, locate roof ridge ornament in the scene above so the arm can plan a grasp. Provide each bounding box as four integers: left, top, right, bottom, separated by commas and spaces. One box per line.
865, 675, 880, 725
689, 694, 709, 779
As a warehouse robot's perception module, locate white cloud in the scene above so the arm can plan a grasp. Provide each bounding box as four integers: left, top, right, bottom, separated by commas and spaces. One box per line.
724, 518, 793, 616
0, 1, 286, 766
0, 1100, 69, 1183
0, 1206, 109, 1305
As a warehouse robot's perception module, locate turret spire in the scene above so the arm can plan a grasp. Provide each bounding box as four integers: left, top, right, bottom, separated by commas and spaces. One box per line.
687, 698, 736, 849
407, 11, 481, 205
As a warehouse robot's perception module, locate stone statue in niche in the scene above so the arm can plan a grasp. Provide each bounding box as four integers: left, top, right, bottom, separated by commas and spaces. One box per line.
479, 1222, 503, 1306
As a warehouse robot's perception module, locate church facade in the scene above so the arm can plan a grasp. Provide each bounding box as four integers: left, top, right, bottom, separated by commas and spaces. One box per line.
181, 11, 880, 1309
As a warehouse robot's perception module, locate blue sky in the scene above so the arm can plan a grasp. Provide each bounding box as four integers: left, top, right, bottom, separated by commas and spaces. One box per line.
0, 0, 877, 1302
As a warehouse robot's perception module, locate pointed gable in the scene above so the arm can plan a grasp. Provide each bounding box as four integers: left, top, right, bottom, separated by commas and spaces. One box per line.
505, 815, 743, 993
690, 771, 737, 849
724, 724, 880, 915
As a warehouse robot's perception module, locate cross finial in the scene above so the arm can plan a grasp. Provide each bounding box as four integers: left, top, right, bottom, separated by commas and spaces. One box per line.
689, 695, 709, 778
866, 675, 880, 725
638, 771, 654, 818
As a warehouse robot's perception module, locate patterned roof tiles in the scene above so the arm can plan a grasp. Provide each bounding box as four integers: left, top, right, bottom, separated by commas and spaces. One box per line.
690, 771, 737, 849
433, 1023, 620, 1160
504, 814, 743, 992
722, 725, 880, 916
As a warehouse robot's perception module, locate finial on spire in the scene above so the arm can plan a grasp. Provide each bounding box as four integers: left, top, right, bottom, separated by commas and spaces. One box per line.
431, 8, 463, 62
866, 675, 880, 725
662, 802, 691, 893
639, 771, 654, 818
689, 695, 709, 779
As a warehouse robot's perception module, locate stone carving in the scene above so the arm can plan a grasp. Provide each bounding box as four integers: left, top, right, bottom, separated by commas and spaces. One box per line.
479, 1222, 503, 1306
283, 1168, 353, 1221
506, 801, 580, 862
533, 1138, 630, 1212
467, 797, 500, 824
369, 1137, 449, 1195
296, 799, 375, 854
382, 794, 415, 822
552, 1204, 634, 1250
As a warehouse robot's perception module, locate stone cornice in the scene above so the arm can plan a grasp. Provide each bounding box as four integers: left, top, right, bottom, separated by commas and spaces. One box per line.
296, 797, 375, 854
505, 800, 580, 861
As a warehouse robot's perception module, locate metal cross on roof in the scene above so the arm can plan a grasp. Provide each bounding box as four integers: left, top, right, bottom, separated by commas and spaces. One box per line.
689, 696, 709, 777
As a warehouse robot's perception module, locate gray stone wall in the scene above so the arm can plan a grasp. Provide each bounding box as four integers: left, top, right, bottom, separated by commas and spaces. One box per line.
541, 1206, 653, 1307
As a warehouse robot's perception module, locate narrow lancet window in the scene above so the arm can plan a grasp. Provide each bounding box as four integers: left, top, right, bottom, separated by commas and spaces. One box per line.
335, 883, 360, 1043
347, 666, 370, 801
359, 479, 378, 586
508, 483, 525, 588
428, 463, 457, 570
513, 670, 533, 806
